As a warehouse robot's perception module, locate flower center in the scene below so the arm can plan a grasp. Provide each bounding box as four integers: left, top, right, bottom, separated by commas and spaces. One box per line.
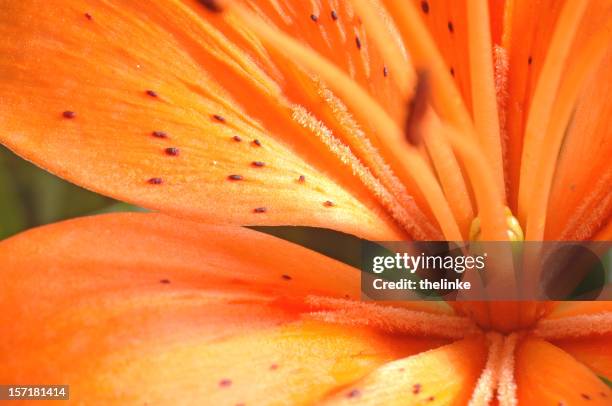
469, 206, 524, 242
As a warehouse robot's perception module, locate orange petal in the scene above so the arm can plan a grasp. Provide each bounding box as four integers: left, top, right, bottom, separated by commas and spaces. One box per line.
319, 336, 488, 405
516, 338, 611, 405
0, 212, 443, 403
547, 301, 612, 319
0, 0, 406, 240
552, 337, 612, 379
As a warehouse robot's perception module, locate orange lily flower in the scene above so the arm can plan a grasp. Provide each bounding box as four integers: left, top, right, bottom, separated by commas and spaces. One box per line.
0, 0, 611, 405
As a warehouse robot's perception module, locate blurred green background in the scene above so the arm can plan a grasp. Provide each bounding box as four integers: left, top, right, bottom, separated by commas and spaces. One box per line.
0, 145, 145, 240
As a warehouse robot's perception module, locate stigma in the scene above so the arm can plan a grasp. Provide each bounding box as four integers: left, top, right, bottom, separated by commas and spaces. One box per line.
469, 207, 524, 241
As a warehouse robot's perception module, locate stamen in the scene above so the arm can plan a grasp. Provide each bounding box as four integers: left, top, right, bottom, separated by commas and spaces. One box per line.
233, 5, 461, 239
305, 296, 479, 338
467, 0, 505, 198
525, 21, 612, 240
518, 0, 588, 224
534, 312, 612, 339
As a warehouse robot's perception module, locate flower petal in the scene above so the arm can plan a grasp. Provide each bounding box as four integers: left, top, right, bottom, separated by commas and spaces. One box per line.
319, 336, 488, 405
0, 0, 406, 240
516, 338, 611, 405
0, 212, 442, 404
552, 337, 612, 379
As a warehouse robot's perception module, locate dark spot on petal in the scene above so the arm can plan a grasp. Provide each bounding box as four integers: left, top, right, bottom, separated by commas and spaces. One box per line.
331, 10, 338, 20
62, 110, 76, 119
426, 396, 435, 402
421, 1, 429, 14
252, 139, 262, 147
347, 389, 360, 398
251, 161, 265, 167
197, 0, 224, 13
269, 364, 278, 370
233, 135, 242, 142
450, 67, 455, 76
355, 36, 362, 50
601, 392, 608, 397
160, 279, 171, 284
84, 12, 93, 20
528, 56, 533, 65
148, 177, 163, 185
310, 14, 318, 22
324, 200, 334, 207
213, 114, 226, 123
581, 394, 591, 400
412, 384, 421, 394
383, 66, 389, 77
281, 274, 292, 280
146, 90, 158, 98
219, 379, 232, 387
448, 21, 454, 33
228, 174, 243, 181
253, 207, 267, 213
165, 147, 180, 156
152, 131, 168, 138
405, 71, 430, 146
298, 175, 306, 183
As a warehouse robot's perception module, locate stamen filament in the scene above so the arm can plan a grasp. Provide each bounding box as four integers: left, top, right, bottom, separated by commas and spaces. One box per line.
526, 21, 612, 240
467, 0, 505, 200
517, 0, 588, 224
231, 5, 463, 240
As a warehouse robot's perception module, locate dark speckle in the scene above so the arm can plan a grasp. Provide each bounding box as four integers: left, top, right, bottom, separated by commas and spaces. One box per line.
383, 66, 389, 77
421, 1, 429, 14
228, 174, 243, 181
426, 396, 435, 402
232, 135, 242, 142
298, 175, 306, 183
148, 177, 163, 185
84, 12, 93, 20
448, 21, 454, 33
160, 279, 171, 284
252, 161, 265, 167
165, 147, 180, 156
252, 139, 262, 147
281, 274, 292, 280
152, 131, 168, 138
331, 10, 338, 20
412, 384, 421, 394
355, 36, 362, 50
197, 0, 224, 13
324, 201, 334, 207
528, 56, 533, 65
146, 90, 158, 98
253, 207, 267, 213
310, 14, 318, 22
581, 394, 591, 400
347, 389, 360, 398
213, 114, 226, 123
450, 67, 455, 77
219, 379, 232, 387
269, 364, 278, 370
62, 110, 76, 119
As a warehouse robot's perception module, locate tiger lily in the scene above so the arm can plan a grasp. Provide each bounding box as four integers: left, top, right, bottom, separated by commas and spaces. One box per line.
0, 0, 610, 405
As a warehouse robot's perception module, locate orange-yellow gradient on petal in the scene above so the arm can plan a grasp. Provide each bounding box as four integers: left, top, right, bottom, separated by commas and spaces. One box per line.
0, 213, 446, 404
